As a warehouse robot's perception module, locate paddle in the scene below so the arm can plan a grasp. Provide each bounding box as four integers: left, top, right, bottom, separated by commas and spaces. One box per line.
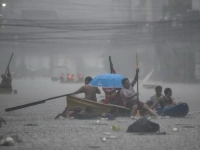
5, 93, 73, 112
109, 56, 116, 74
109, 56, 113, 74
5, 53, 14, 75
136, 52, 139, 102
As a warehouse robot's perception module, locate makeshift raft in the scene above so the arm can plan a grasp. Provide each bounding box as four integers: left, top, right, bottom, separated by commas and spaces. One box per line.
66, 95, 131, 116
156, 103, 189, 117
67, 96, 189, 117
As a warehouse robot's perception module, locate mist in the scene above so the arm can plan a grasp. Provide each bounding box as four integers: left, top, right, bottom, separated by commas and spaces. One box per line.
0, 0, 200, 83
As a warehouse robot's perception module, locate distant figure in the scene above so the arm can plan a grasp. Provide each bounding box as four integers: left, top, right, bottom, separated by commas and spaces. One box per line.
0, 67, 12, 88
71, 76, 101, 102
60, 73, 65, 83
71, 74, 75, 82
120, 68, 158, 117
152, 88, 179, 109
77, 74, 84, 82
146, 86, 163, 110
0, 117, 6, 127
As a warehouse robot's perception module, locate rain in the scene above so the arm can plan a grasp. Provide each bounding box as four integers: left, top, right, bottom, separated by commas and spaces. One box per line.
0, 0, 200, 149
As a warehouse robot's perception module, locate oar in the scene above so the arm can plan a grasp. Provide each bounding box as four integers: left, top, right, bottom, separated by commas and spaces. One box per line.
136, 52, 139, 102
109, 56, 112, 74
5, 53, 14, 75
5, 93, 73, 112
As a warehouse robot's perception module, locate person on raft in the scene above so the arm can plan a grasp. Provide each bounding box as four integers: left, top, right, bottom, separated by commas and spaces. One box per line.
120, 68, 158, 117
71, 76, 101, 102
152, 88, 180, 109
0, 67, 12, 89
146, 86, 164, 110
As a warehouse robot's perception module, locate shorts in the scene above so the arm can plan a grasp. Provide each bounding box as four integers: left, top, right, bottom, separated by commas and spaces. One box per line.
125, 101, 144, 110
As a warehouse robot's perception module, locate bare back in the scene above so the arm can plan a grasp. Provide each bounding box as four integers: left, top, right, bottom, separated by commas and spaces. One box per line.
78, 85, 100, 102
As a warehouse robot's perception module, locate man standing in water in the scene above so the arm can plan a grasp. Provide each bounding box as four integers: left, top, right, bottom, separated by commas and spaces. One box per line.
120, 68, 158, 117
0, 67, 12, 88
71, 76, 101, 102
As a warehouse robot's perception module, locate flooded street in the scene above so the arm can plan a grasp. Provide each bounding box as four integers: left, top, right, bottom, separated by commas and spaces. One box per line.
1, 78, 200, 150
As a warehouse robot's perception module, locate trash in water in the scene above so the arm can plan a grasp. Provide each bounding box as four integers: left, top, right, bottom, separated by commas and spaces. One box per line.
112, 125, 120, 131
103, 132, 112, 135
161, 116, 170, 119
107, 135, 118, 139
117, 120, 126, 122
92, 123, 108, 125
101, 137, 106, 142
79, 126, 96, 129
131, 116, 139, 120
0, 137, 15, 146
172, 128, 179, 131
24, 124, 37, 126
96, 120, 100, 123
174, 124, 192, 126
89, 145, 100, 148
100, 118, 108, 121
182, 126, 195, 128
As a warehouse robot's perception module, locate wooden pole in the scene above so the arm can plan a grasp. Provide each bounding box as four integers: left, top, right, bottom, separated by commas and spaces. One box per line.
5, 53, 14, 75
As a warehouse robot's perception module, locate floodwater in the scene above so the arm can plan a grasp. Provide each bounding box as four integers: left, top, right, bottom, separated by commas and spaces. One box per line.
0, 78, 200, 150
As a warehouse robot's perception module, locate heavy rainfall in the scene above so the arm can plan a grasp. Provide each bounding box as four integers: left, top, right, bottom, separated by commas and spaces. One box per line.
0, 0, 200, 150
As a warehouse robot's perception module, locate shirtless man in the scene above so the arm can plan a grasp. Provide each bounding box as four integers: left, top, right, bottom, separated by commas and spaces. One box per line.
71, 76, 101, 102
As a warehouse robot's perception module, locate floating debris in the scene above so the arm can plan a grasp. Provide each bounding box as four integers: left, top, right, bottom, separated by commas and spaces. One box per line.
92, 123, 108, 125
107, 135, 118, 139
103, 132, 112, 135
117, 120, 126, 123
112, 125, 120, 131
100, 118, 108, 121
79, 126, 96, 129
172, 128, 179, 132
182, 126, 195, 128
131, 116, 139, 120
0, 137, 15, 146
24, 124, 37, 126
89, 145, 100, 148
101, 137, 106, 142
